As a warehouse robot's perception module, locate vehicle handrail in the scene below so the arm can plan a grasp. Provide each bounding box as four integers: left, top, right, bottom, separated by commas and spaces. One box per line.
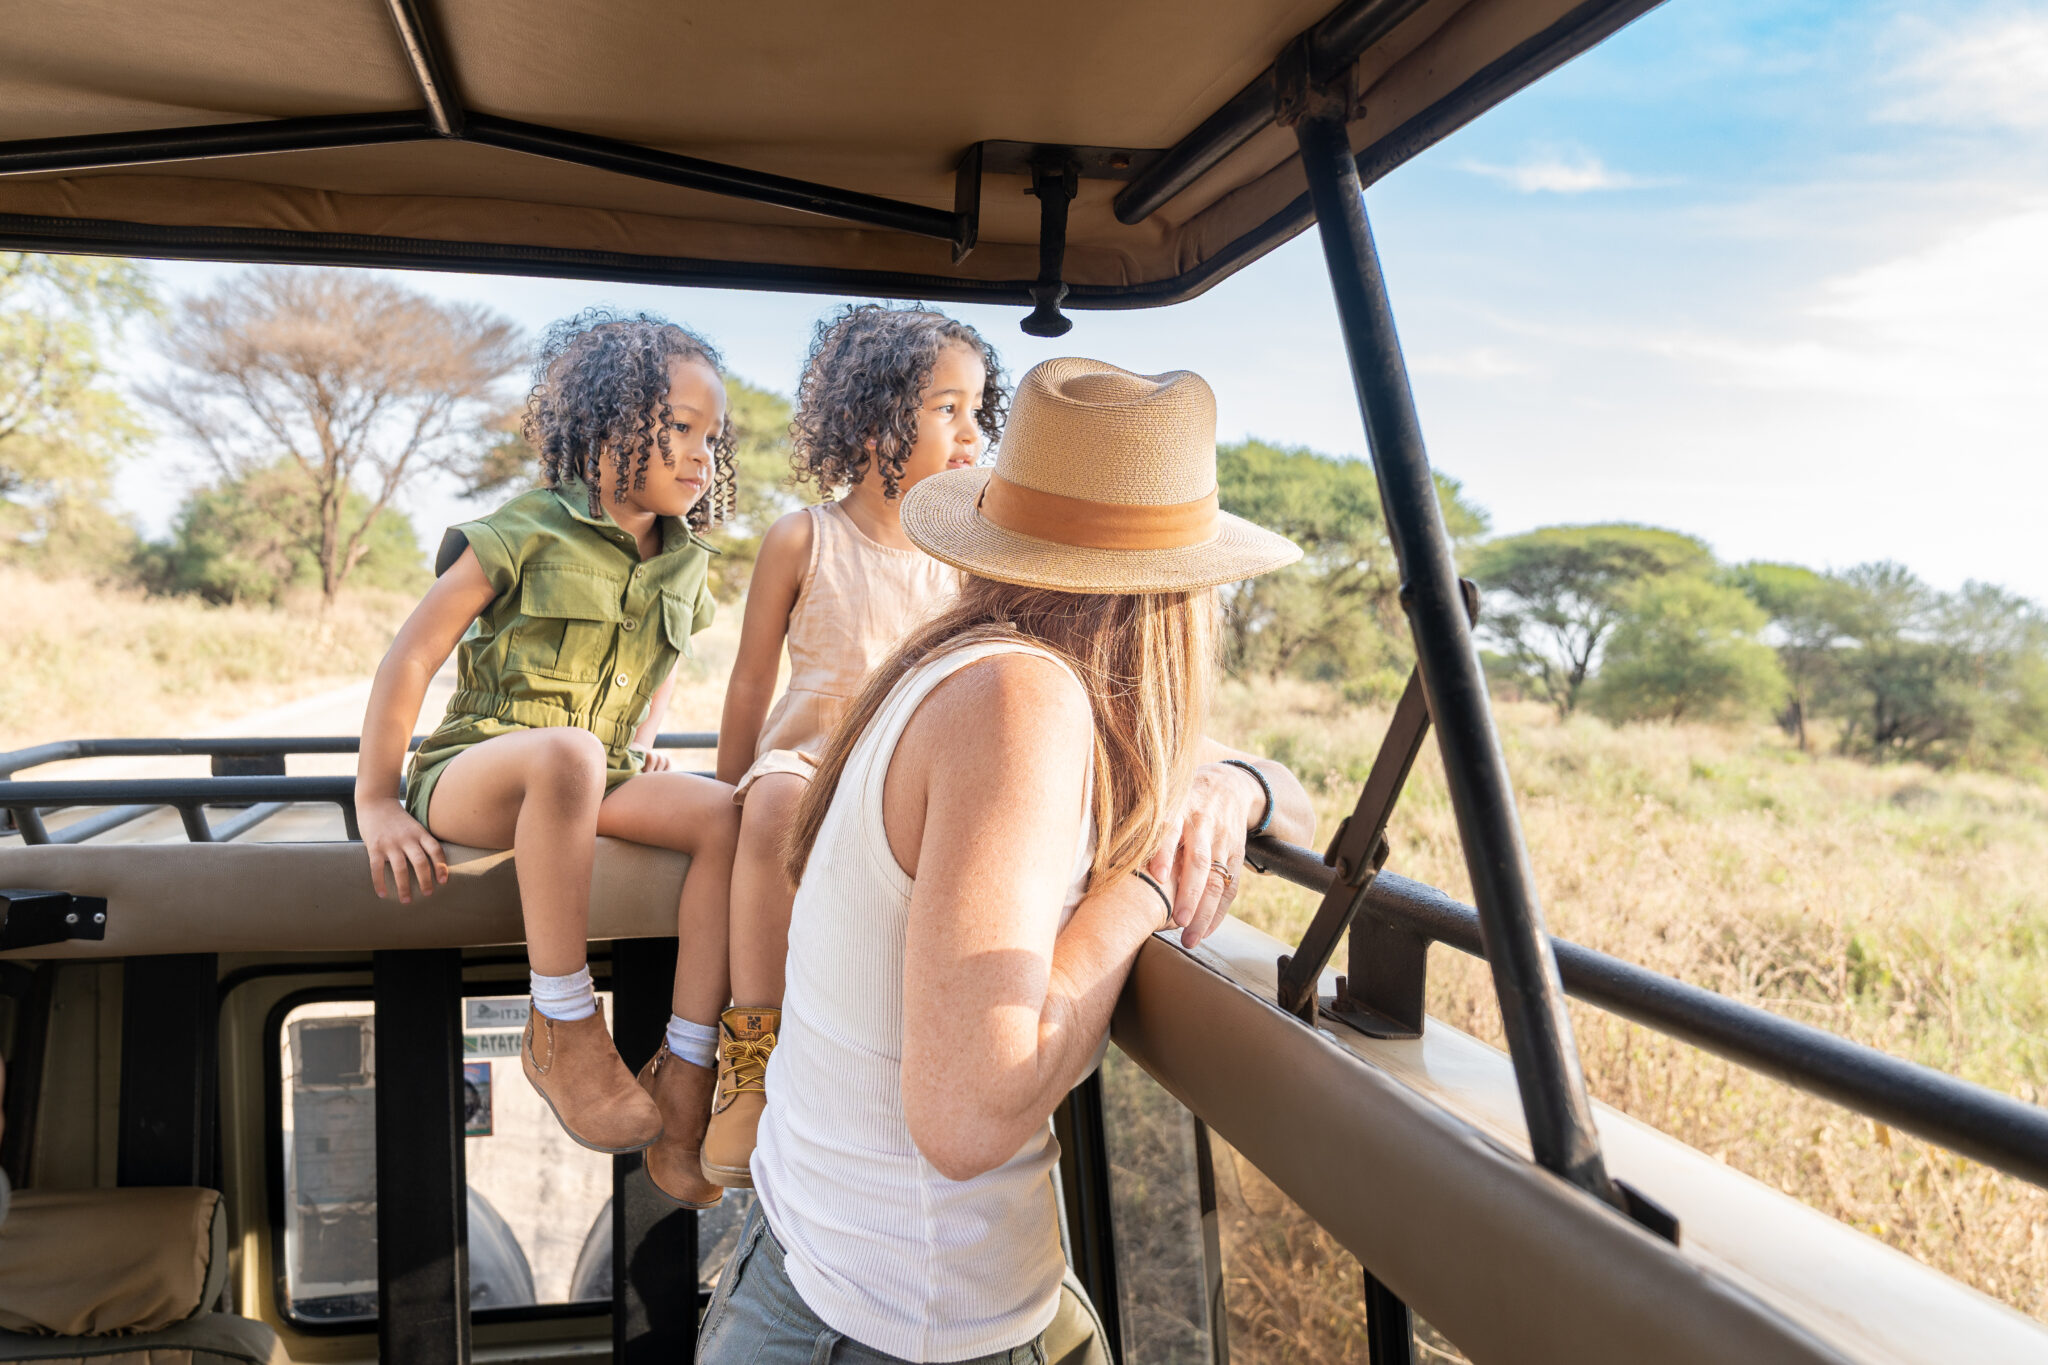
17, 745, 2038, 1189
1245, 834, 2048, 1192
0, 732, 721, 779
0, 732, 722, 843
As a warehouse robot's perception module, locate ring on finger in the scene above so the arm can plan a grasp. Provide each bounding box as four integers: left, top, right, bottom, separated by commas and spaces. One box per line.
1209, 858, 1235, 886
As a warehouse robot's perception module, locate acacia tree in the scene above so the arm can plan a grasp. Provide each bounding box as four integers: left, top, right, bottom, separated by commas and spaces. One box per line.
147, 267, 523, 603
1217, 439, 1487, 689
0, 253, 158, 565
1730, 561, 1851, 750
1822, 561, 1951, 760
1467, 523, 1714, 717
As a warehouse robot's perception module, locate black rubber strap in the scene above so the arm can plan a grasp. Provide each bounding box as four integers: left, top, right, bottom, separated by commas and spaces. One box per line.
1221, 758, 1275, 838
1133, 868, 1175, 927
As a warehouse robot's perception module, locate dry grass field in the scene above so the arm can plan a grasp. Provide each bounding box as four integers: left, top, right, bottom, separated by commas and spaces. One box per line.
7, 570, 2042, 1351
0, 567, 417, 751
1210, 678, 2048, 1353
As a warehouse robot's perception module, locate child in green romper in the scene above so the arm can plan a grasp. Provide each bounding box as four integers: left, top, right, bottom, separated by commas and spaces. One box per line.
355, 310, 737, 1209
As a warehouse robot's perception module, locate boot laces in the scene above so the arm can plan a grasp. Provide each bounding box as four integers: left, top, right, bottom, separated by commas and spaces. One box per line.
720, 1032, 776, 1101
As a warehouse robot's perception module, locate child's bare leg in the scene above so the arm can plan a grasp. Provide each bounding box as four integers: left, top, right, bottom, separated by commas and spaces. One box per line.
426, 727, 608, 975
690, 771, 805, 1191
595, 771, 739, 1025
426, 727, 659, 1153
596, 771, 739, 1207
729, 773, 806, 1007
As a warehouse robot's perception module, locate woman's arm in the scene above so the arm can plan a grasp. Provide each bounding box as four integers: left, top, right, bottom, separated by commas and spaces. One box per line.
1161, 739, 1315, 949
715, 511, 812, 786
354, 548, 497, 901
896, 656, 1167, 1181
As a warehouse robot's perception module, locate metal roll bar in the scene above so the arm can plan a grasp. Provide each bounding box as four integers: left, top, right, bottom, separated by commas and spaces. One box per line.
1292, 98, 1616, 1206
0, 733, 721, 845
1112, 0, 1433, 225
1248, 836, 2048, 1193
0, 4, 973, 254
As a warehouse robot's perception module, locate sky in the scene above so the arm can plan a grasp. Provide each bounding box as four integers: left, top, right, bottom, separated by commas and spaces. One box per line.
130, 0, 2048, 600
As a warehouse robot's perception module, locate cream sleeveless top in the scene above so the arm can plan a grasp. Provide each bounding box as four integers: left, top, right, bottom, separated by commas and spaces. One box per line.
748, 501, 958, 779
752, 639, 1097, 1362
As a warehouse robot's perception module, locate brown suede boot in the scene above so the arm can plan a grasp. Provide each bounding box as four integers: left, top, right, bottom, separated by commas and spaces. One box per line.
700, 1006, 779, 1188
635, 1045, 723, 1208
521, 1004, 663, 1154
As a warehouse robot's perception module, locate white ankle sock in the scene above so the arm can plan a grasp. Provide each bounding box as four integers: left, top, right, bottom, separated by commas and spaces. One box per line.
530, 966, 596, 1022
665, 1014, 719, 1069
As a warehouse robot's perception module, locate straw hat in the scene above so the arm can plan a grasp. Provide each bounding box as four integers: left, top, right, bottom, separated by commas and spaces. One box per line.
901, 357, 1301, 592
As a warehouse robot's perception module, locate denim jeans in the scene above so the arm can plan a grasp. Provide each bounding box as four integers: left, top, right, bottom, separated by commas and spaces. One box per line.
696, 1202, 1048, 1365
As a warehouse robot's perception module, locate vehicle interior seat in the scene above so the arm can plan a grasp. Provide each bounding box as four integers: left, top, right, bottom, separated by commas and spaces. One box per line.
1046, 1268, 1112, 1365
0, 1187, 288, 1364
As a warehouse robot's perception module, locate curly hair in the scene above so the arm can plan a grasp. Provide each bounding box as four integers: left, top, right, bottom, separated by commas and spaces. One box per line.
790, 304, 1008, 501
523, 309, 736, 530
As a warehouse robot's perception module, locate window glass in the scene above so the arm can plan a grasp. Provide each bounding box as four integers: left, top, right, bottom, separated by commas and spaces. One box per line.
1100, 1047, 1218, 1364
278, 994, 617, 1322
1208, 1130, 1470, 1364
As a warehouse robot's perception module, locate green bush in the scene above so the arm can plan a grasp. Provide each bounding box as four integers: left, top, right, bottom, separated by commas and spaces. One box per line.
142, 461, 426, 605
1591, 575, 1784, 723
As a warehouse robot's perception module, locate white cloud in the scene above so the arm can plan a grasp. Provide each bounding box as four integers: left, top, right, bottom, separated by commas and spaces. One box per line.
1879, 8, 2048, 131
1459, 150, 1665, 194
1663, 201, 2048, 403
1411, 346, 1537, 378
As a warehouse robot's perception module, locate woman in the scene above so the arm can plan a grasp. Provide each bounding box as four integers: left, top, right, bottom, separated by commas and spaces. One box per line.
698, 358, 1313, 1364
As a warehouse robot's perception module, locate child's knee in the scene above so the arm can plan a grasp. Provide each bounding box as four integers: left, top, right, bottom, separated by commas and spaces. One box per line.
528, 727, 610, 801
741, 775, 806, 836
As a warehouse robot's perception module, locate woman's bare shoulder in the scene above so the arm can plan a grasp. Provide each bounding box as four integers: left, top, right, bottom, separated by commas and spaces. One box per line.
914, 650, 1091, 760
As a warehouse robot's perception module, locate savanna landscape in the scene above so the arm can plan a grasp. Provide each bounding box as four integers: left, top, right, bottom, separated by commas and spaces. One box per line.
5, 251, 2047, 1357
8, 567, 2044, 1358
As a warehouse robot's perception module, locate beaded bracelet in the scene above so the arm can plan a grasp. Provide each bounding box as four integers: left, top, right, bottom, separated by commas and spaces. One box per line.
1221, 758, 1275, 838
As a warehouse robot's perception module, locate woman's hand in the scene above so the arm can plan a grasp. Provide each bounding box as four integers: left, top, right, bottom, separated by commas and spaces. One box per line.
639, 748, 673, 773
359, 797, 448, 904
1161, 761, 1265, 949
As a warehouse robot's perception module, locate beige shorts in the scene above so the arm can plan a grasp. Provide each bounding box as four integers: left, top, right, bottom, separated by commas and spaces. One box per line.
733, 747, 818, 805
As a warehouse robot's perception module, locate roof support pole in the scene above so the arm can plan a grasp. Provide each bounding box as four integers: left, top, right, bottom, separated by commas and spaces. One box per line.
380, 0, 465, 136
1365, 1268, 1416, 1364
1051, 1073, 1124, 1360
1291, 109, 1618, 1205
610, 937, 700, 1364
373, 948, 472, 1365
116, 953, 219, 1187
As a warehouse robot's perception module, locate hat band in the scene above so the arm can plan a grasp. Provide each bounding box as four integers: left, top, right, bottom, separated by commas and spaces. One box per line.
978, 473, 1219, 551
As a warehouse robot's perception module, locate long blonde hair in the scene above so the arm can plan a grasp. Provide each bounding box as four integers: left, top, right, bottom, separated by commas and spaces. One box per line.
785, 575, 1215, 888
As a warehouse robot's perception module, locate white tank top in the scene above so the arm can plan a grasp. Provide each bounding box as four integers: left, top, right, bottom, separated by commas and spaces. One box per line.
752, 639, 1096, 1362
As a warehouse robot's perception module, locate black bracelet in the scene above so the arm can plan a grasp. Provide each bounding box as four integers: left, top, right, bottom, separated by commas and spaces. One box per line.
1221, 758, 1275, 838
1132, 869, 1175, 926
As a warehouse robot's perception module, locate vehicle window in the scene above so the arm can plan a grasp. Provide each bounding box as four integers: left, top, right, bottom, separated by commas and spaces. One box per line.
277, 994, 617, 1323
1205, 1127, 1471, 1364
1100, 1047, 1220, 1363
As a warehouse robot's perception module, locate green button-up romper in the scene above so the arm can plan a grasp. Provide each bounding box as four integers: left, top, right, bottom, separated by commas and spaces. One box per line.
403, 480, 718, 829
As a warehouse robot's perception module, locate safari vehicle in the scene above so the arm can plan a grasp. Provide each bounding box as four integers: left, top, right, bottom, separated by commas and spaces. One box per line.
2, 2, 2046, 1363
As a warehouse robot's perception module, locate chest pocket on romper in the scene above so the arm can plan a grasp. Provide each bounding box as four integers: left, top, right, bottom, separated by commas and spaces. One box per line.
659, 590, 696, 664
507, 565, 625, 681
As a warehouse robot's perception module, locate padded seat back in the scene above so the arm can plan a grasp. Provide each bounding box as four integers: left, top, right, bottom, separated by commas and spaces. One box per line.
0, 1188, 286, 1365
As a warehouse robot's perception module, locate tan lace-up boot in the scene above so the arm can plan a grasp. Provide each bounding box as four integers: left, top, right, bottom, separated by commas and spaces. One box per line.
521, 1004, 663, 1154
634, 1045, 723, 1208
700, 1006, 778, 1188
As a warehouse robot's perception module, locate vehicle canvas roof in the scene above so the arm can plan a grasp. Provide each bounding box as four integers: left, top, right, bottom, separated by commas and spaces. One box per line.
0, 0, 1658, 308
